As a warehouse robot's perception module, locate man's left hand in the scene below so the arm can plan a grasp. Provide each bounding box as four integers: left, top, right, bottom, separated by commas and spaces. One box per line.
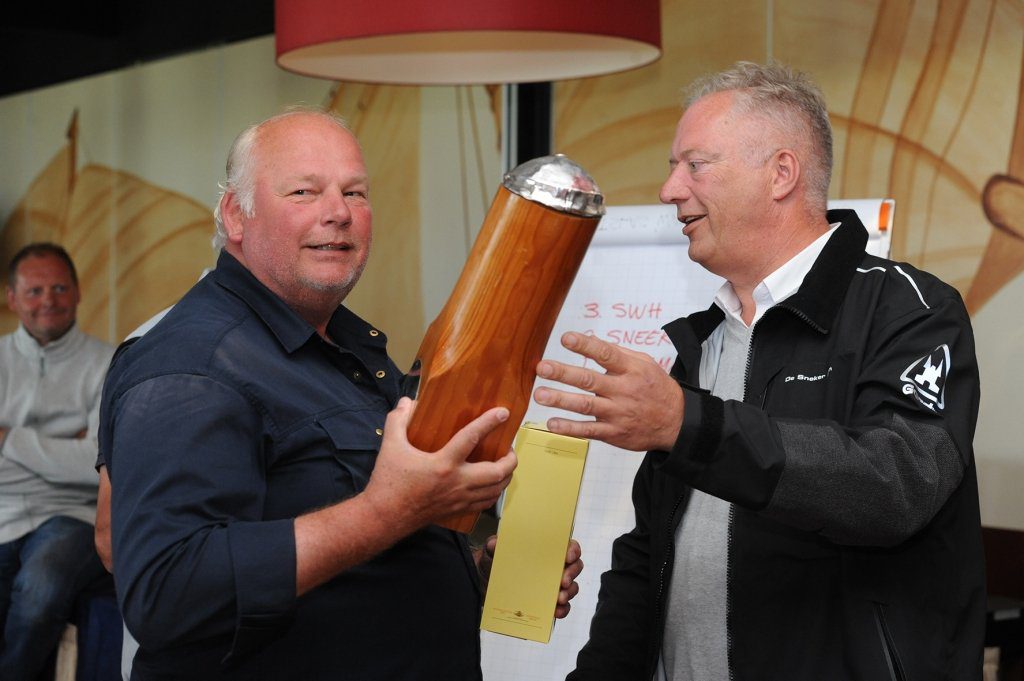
477, 536, 583, 619
554, 538, 583, 618
534, 332, 684, 452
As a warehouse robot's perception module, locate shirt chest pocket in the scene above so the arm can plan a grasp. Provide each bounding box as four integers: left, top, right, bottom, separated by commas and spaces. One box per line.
315, 409, 386, 493
265, 408, 386, 517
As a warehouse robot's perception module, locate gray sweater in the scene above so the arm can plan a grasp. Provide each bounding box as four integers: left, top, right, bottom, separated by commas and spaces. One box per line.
0, 324, 114, 542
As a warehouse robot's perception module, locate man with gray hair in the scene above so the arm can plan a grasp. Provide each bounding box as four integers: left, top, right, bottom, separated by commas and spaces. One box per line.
99, 108, 582, 679
536, 62, 985, 679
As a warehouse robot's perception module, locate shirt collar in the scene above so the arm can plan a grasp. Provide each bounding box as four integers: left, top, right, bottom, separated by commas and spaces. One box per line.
713, 223, 839, 327
210, 250, 388, 356
13, 322, 82, 360
210, 250, 320, 353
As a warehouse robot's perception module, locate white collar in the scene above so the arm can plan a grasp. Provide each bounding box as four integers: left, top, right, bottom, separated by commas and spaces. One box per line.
13, 323, 82, 360
714, 223, 839, 327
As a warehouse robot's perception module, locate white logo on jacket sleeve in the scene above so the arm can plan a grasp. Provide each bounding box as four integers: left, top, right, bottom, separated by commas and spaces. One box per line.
900, 345, 951, 411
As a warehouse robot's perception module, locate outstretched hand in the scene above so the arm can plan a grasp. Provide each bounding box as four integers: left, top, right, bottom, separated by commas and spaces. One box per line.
534, 332, 684, 452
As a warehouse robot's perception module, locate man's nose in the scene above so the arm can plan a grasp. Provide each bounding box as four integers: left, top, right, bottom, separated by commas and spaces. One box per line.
324, 191, 353, 227
659, 167, 691, 205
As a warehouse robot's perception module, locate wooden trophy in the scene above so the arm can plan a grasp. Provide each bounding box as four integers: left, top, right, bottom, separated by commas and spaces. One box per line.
404, 154, 604, 533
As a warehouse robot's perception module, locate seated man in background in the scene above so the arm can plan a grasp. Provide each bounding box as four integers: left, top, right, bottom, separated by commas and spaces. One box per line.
101, 107, 582, 680
0, 243, 114, 681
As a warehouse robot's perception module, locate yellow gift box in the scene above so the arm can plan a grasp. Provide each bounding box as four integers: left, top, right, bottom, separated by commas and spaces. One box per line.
480, 423, 589, 643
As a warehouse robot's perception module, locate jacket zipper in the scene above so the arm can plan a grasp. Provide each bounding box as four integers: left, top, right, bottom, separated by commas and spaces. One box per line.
777, 304, 828, 334
726, 287, 828, 679
688, 304, 816, 680
873, 603, 906, 681
729, 318, 762, 681
725, 503, 736, 681
653, 492, 688, 658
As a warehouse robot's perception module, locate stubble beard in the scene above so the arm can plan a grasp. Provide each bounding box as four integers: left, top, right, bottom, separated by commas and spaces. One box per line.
299, 258, 367, 304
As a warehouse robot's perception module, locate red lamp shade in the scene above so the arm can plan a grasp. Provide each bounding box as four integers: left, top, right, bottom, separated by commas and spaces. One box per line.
275, 0, 661, 84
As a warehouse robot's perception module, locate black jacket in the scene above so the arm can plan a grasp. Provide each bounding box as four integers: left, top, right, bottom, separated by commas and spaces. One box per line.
569, 210, 985, 681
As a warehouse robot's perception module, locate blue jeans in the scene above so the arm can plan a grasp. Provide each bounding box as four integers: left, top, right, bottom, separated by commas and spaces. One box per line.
0, 516, 107, 681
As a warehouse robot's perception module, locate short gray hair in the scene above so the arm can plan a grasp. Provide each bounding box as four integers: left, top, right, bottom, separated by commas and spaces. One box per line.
686, 61, 833, 209
212, 107, 352, 250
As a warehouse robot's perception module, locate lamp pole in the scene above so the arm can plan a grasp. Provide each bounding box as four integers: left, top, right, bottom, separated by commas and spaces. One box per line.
504, 82, 553, 171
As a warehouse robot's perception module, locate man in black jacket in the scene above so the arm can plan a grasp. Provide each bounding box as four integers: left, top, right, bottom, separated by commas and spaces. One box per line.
534, 61, 984, 680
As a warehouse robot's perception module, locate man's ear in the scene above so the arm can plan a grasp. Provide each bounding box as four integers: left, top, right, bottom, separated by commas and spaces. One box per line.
220, 192, 245, 244
770, 149, 800, 201
5, 286, 14, 311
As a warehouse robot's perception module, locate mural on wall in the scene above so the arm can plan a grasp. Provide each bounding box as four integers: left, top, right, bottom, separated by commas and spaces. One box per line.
0, 111, 215, 342
0, 1, 1018, 525
0, 38, 502, 370
556, 0, 1019, 297
553, 0, 1024, 529
971, 16, 1024, 315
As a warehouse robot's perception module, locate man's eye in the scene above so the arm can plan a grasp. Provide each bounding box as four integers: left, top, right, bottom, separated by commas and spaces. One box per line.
688, 160, 703, 171
292, 189, 311, 196
53, 285, 67, 293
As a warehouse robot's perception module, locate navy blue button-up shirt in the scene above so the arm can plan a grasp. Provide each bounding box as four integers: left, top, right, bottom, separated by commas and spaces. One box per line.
101, 251, 482, 680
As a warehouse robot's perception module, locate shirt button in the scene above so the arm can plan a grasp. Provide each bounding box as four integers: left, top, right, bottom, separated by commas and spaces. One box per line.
353, 371, 362, 380
375, 370, 386, 379
369, 329, 380, 337
375, 428, 383, 436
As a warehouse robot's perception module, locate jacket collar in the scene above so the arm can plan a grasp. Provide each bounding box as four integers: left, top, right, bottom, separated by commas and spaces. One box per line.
779, 208, 868, 334
13, 322, 84, 361
664, 208, 868, 348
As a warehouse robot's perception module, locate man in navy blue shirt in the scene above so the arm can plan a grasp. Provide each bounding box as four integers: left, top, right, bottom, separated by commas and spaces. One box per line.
100, 108, 581, 680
